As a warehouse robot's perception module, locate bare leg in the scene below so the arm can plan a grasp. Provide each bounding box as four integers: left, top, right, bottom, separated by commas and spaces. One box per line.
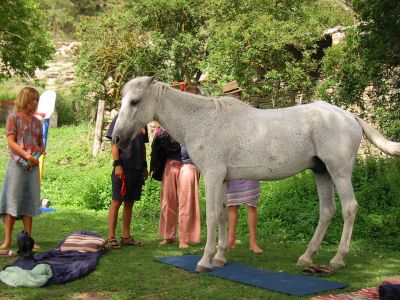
0, 214, 15, 249
247, 206, 263, 253
22, 216, 33, 236
121, 201, 133, 238
108, 200, 122, 239
228, 206, 238, 249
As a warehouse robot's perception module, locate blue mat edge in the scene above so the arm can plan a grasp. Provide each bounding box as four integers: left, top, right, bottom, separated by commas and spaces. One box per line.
155, 255, 349, 297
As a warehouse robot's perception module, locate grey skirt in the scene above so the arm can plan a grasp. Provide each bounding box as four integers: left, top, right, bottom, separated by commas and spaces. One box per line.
0, 160, 41, 221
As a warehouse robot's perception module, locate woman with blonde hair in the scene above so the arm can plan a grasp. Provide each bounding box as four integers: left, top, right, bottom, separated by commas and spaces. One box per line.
0, 87, 44, 250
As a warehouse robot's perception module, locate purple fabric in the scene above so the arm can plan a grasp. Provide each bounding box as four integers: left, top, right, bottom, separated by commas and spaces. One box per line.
11, 231, 103, 285
181, 146, 193, 164
227, 179, 260, 207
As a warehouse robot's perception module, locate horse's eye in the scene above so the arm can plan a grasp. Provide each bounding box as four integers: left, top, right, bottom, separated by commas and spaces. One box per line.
130, 100, 138, 107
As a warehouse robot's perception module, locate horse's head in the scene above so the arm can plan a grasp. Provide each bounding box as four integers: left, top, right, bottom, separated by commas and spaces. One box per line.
112, 75, 156, 149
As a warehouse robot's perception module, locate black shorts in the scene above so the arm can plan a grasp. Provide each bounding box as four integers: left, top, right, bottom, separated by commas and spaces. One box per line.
111, 169, 144, 202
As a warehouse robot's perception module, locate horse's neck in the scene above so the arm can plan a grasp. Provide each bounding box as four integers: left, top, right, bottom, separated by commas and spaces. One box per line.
153, 87, 210, 145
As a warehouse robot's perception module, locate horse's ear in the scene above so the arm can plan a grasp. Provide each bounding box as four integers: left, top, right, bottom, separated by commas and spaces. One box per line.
147, 75, 156, 85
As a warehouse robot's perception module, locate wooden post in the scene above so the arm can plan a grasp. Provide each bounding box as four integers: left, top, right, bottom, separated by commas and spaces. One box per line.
92, 100, 105, 156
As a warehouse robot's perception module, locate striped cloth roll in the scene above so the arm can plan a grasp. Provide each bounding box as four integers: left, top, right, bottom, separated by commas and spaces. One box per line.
227, 179, 260, 207
60, 234, 106, 253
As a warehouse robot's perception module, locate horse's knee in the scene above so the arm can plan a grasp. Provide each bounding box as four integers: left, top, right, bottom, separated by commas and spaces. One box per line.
321, 204, 336, 219
342, 201, 359, 219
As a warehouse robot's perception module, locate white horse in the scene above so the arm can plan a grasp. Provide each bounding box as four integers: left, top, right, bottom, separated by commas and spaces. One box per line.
112, 76, 400, 272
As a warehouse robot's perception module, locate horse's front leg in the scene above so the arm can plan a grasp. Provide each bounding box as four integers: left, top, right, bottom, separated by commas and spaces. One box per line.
213, 180, 228, 267
196, 171, 226, 272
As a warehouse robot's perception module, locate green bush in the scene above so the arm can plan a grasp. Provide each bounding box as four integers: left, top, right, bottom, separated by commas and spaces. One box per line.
135, 179, 161, 220
55, 92, 77, 126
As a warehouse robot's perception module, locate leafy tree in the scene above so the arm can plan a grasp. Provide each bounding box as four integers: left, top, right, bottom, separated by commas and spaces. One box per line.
318, 0, 400, 139
0, 0, 54, 79
202, 0, 353, 96
73, 8, 166, 119
73, 0, 206, 118
73, 0, 353, 119
38, 0, 109, 36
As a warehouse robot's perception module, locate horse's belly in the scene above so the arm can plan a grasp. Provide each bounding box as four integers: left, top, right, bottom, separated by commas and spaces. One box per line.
226, 156, 314, 181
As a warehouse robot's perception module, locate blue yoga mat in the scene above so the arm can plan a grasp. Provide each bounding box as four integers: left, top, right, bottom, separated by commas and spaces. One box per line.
156, 255, 348, 296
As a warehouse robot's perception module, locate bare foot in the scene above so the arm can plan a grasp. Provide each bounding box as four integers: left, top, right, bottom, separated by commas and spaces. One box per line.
159, 238, 176, 246
0, 242, 11, 250
228, 240, 236, 250
33, 243, 40, 250
249, 244, 263, 254
179, 242, 189, 249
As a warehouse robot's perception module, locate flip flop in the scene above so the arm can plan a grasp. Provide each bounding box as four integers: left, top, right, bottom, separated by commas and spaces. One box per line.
0, 250, 16, 257
302, 264, 319, 275
302, 264, 333, 276
314, 265, 333, 276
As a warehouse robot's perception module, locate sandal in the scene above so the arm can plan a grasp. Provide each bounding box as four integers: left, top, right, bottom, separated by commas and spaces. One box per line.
302, 264, 318, 275
120, 236, 144, 247
314, 265, 333, 276
105, 238, 121, 249
302, 264, 333, 276
0, 250, 16, 257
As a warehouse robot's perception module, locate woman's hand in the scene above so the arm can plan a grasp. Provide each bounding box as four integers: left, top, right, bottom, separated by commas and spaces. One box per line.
27, 155, 39, 167
115, 165, 124, 179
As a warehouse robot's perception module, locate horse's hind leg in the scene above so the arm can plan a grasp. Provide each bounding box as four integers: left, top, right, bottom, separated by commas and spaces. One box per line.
297, 171, 335, 266
329, 175, 359, 270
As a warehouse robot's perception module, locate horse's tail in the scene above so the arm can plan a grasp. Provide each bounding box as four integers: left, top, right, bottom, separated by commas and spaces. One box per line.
355, 116, 400, 156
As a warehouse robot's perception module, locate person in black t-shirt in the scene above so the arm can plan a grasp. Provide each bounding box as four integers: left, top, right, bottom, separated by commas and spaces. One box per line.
105, 114, 148, 249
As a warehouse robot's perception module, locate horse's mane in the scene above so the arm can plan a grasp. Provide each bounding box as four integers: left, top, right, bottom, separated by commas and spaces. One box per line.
151, 81, 251, 113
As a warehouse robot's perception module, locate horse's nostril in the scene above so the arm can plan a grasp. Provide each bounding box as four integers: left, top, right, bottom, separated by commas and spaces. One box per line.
115, 136, 120, 144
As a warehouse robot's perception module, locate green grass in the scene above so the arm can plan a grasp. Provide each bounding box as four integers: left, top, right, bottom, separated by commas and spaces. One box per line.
0, 207, 399, 299
1, 125, 400, 299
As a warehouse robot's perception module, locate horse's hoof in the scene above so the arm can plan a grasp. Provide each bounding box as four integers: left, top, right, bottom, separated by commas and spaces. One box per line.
297, 257, 313, 266
195, 265, 212, 273
212, 258, 226, 267
329, 262, 345, 271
